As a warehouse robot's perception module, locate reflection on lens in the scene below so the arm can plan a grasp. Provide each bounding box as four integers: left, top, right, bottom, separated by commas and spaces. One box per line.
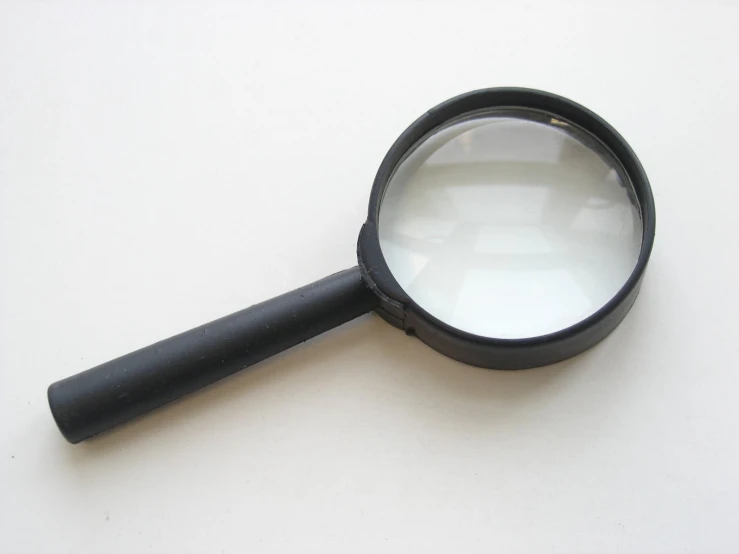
378, 109, 642, 339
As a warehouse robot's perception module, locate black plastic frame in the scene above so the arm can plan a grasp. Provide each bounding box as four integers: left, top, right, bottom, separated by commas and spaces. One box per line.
357, 87, 655, 369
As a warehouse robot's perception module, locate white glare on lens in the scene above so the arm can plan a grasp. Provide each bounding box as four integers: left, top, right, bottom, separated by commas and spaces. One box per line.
378, 111, 642, 339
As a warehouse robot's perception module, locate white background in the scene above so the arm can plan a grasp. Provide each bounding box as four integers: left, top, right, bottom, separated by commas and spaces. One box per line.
1, 1, 738, 552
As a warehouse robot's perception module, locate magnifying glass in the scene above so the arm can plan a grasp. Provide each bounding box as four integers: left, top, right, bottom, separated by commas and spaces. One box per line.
48, 88, 655, 443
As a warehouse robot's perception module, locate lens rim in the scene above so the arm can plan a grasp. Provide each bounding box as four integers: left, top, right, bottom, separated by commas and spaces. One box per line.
357, 87, 655, 369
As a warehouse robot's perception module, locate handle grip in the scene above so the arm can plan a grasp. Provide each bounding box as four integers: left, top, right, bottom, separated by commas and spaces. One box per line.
48, 267, 377, 443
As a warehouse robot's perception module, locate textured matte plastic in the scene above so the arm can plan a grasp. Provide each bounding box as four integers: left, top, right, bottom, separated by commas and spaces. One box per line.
48, 267, 377, 443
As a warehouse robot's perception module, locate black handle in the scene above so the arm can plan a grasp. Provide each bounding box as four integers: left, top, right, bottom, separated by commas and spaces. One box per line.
48, 267, 378, 443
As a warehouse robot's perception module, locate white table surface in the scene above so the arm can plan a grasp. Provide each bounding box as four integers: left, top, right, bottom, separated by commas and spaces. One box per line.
2, 1, 738, 552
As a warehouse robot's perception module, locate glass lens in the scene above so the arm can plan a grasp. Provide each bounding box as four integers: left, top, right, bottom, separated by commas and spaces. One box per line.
378, 109, 642, 339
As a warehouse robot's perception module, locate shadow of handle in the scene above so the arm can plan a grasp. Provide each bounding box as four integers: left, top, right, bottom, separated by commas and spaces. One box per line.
47, 266, 378, 444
